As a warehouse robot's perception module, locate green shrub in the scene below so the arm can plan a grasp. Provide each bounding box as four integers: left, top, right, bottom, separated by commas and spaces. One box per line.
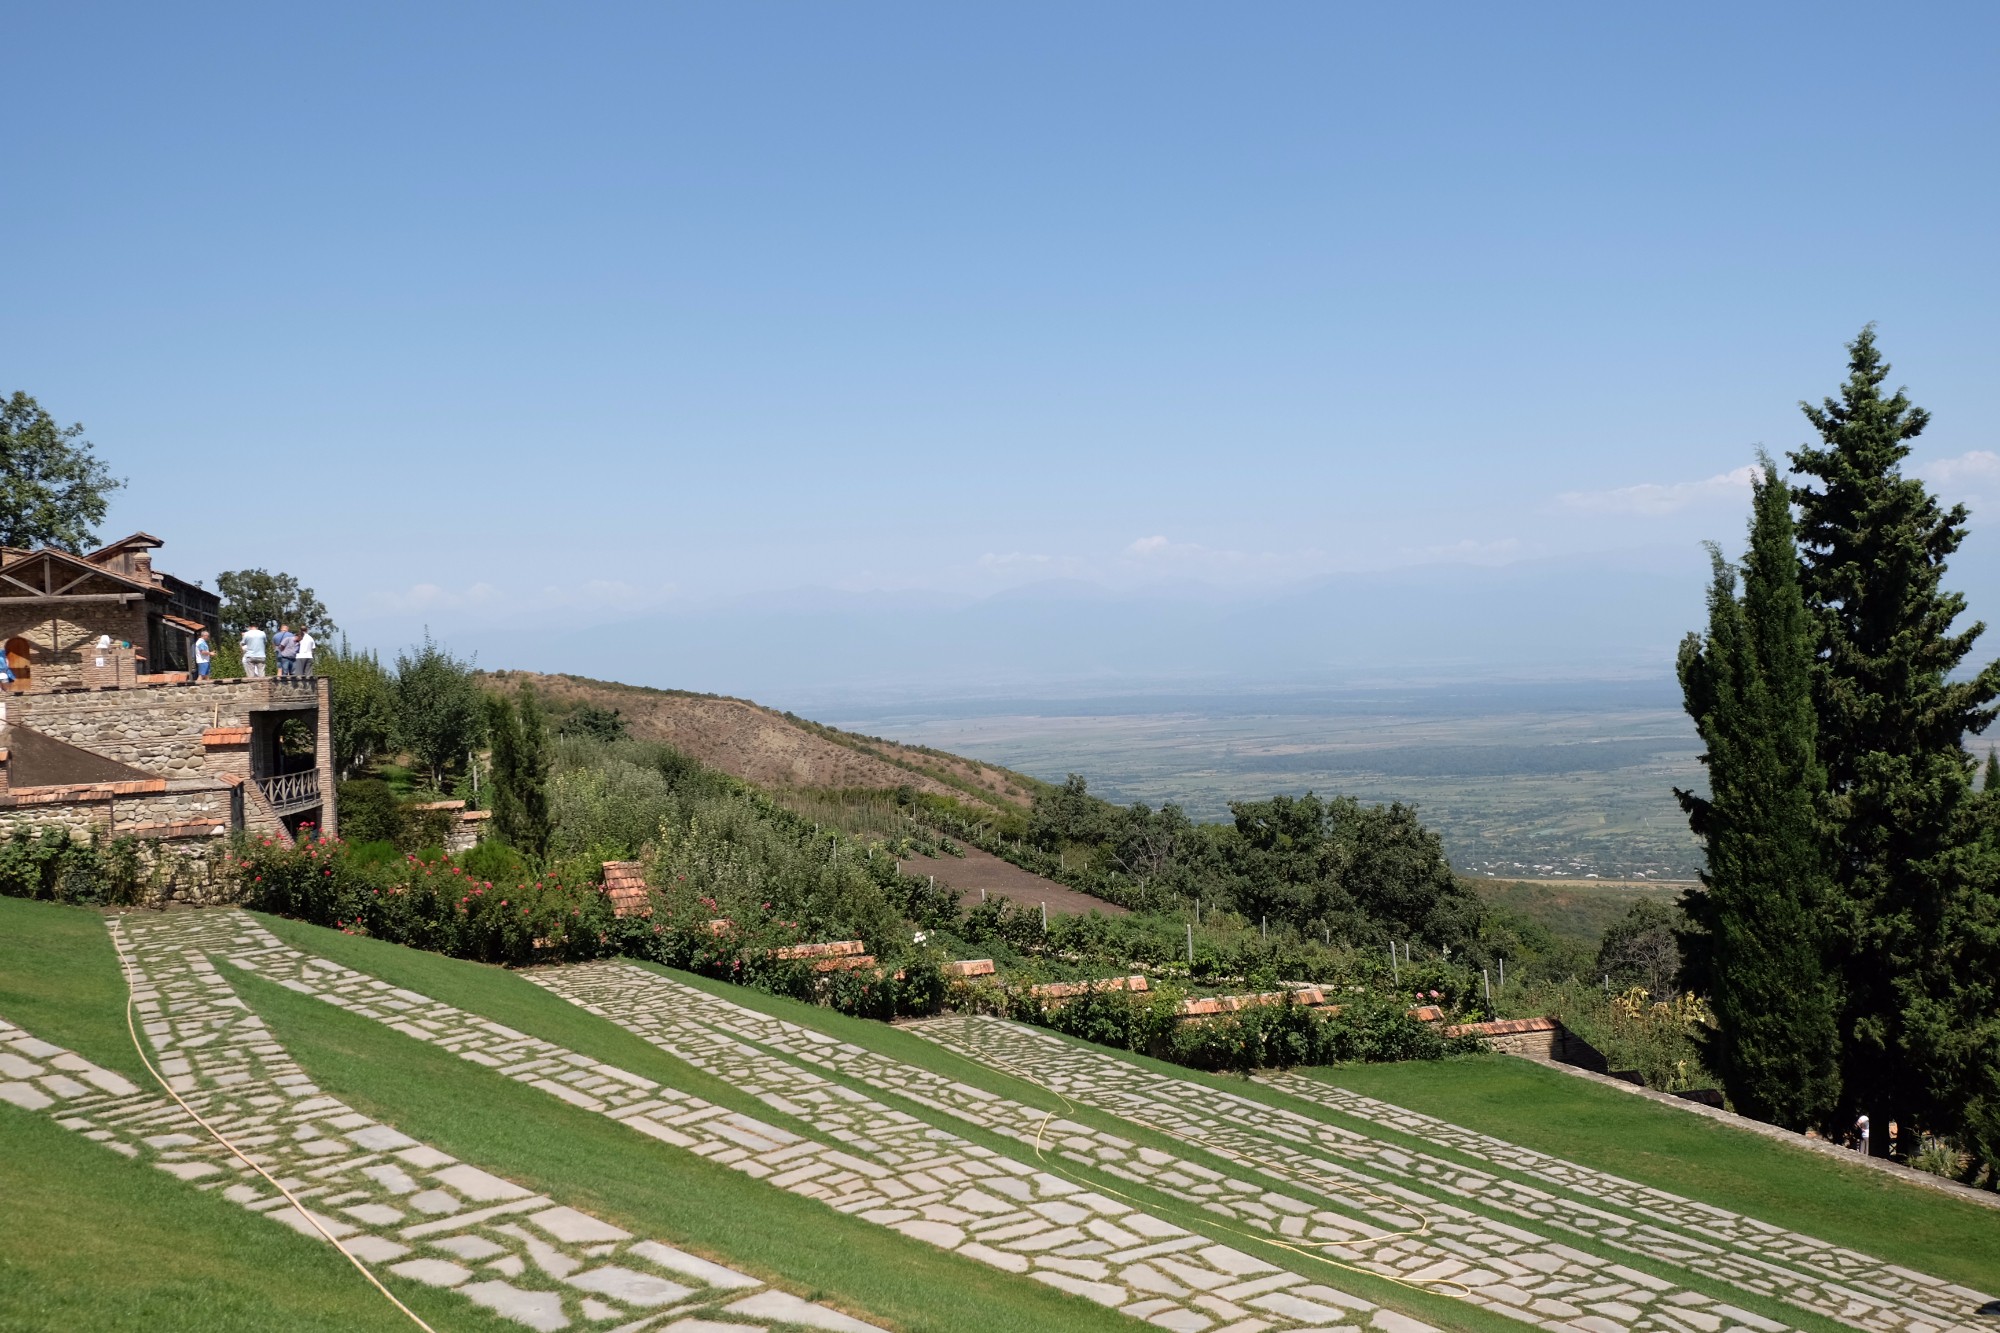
336, 779, 401, 845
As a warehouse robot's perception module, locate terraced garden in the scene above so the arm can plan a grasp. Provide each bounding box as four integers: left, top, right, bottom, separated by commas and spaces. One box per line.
4, 895, 1996, 1333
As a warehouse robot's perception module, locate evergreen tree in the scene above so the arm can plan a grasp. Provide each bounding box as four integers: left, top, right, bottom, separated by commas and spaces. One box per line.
1677, 462, 1842, 1129
1790, 327, 2000, 1155
512, 682, 551, 861
483, 684, 551, 861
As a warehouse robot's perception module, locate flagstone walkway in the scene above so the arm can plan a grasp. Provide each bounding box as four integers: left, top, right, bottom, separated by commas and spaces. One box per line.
0, 911, 886, 1333
222, 923, 1412, 1333
541, 963, 1789, 1333
912, 1015, 1996, 1333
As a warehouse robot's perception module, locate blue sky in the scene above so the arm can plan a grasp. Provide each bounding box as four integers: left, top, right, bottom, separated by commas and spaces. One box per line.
6, 4, 1998, 702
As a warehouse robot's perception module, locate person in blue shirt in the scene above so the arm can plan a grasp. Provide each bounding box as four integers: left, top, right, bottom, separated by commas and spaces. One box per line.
274, 624, 299, 678
193, 630, 213, 681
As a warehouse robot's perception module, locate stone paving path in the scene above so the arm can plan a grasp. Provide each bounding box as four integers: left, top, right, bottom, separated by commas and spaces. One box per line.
1256, 1072, 1999, 1332
541, 963, 1801, 1333
0, 910, 888, 1333
913, 1016, 1996, 1333
220, 924, 1418, 1333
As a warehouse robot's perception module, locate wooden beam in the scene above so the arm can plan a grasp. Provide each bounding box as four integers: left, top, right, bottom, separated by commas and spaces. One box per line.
0, 593, 147, 604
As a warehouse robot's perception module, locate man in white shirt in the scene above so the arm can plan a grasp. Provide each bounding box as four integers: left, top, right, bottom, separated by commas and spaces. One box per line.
240, 624, 268, 678
296, 629, 316, 678
1854, 1113, 1870, 1153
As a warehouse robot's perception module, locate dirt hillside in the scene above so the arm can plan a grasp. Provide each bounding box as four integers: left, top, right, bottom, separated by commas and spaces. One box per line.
487, 672, 1039, 815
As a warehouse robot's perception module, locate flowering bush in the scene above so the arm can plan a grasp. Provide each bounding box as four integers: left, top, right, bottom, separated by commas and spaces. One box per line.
233, 832, 945, 1018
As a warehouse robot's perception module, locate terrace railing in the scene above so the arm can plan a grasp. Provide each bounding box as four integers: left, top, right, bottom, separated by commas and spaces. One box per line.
255, 770, 320, 815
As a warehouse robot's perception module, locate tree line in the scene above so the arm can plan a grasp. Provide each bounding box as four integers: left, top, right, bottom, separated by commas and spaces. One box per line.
1679, 328, 2000, 1177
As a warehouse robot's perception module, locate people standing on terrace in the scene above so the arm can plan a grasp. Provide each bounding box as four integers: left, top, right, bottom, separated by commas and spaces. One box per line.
193, 628, 212, 681
240, 623, 267, 678
274, 623, 298, 677
296, 627, 315, 678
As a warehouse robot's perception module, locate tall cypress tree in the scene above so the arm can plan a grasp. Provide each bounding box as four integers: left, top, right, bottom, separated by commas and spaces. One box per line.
1677, 461, 1842, 1129
482, 685, 552, 862
1790, 327, 2000, 1156
513, 682, 552, 861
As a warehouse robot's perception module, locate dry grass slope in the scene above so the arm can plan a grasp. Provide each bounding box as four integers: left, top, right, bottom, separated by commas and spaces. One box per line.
486, 672, 1039, 815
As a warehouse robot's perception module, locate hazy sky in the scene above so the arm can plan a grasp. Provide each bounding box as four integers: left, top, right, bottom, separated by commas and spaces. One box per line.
7, 4, 1998, 701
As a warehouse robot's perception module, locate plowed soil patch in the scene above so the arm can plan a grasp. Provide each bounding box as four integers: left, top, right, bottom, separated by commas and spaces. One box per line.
894, 846, 1127, 917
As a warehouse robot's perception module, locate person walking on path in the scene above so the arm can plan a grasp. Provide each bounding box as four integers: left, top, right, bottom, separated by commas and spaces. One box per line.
240, 623, 267, 678
295, 628, 316, 679
274, 624, 299, 678
192, 629, 212, 681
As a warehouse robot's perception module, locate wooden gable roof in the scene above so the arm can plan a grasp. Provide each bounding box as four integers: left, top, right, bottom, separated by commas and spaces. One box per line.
0, 548, 159, 603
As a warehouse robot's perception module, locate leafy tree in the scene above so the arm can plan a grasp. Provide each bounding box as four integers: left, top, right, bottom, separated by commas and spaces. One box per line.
1790, 328, 2000, 1154
216, 568, 336, 636
1596, 899, 1684, 996
394, 633, 482, 789
556, 702, 628, 742
1676, 461, 1842, 1129
320, 639, 398, 778
0, 391, 124, 552
485, 683, 551, 860
1027, 774, 1111, 849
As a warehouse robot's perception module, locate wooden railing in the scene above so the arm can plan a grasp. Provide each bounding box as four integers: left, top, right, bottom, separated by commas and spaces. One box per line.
255, 770, 320, 814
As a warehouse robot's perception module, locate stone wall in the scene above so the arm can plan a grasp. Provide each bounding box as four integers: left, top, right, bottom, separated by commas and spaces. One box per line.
0, 601, 150, 690
10, 678, 286, 775
7, 678, 336, 842
112, 784, 236, 836
0, 796, 110, 841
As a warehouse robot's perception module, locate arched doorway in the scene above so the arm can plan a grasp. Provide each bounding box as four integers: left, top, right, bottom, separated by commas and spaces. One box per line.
3, 638, 30, 691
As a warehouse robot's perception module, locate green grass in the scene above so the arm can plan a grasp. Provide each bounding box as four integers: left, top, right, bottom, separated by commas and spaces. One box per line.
641, 965, 1847, 1333
0, 1111, 521, 1333
0, 899, 519, 1333
0, 897, 144, 1080
1469, 876, 1682, 949
248, 920, 1519, 1331
242, 916, 1120, 1333
1304, 1054, 2000, 1291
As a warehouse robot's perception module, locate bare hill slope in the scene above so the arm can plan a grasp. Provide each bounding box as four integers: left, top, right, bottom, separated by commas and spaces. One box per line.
487, 671, 1040, 815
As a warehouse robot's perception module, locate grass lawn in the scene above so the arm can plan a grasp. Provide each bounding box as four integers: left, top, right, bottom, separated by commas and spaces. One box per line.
0, 1110, 523, 1333
255, 919, 1525, 1332
635, 964, 1825, 1333
1304, 1054, 2000, 1292
0, 899, 519, 1333
0, 897, 146, 1080
646, 966, 2000, 1325
241, 916, 1121, 1333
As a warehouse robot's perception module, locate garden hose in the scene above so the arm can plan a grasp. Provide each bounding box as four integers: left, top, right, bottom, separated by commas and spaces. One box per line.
109, 915, 439, 1333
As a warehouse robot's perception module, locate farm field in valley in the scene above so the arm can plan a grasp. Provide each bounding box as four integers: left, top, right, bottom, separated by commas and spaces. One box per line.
824, 680, 1707, 882
6, 893, 1998, 1333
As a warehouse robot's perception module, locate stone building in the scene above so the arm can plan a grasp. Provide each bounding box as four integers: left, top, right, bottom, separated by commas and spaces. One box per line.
0, 531, 222, 687
0, 533, 336, 872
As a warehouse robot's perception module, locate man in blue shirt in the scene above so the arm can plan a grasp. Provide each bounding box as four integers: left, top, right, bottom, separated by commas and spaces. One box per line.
274, 624, 298, 678
193, 630, 212, 681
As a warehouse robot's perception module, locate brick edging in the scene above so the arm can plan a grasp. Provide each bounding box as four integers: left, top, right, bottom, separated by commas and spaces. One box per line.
1512, 1054, 2000, 1211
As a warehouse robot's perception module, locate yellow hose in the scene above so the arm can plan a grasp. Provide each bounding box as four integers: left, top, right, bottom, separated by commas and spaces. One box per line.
109, 916, 439, 1333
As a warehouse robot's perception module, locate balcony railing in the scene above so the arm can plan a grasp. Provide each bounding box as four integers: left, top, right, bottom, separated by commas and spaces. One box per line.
256, 770, 320, 815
